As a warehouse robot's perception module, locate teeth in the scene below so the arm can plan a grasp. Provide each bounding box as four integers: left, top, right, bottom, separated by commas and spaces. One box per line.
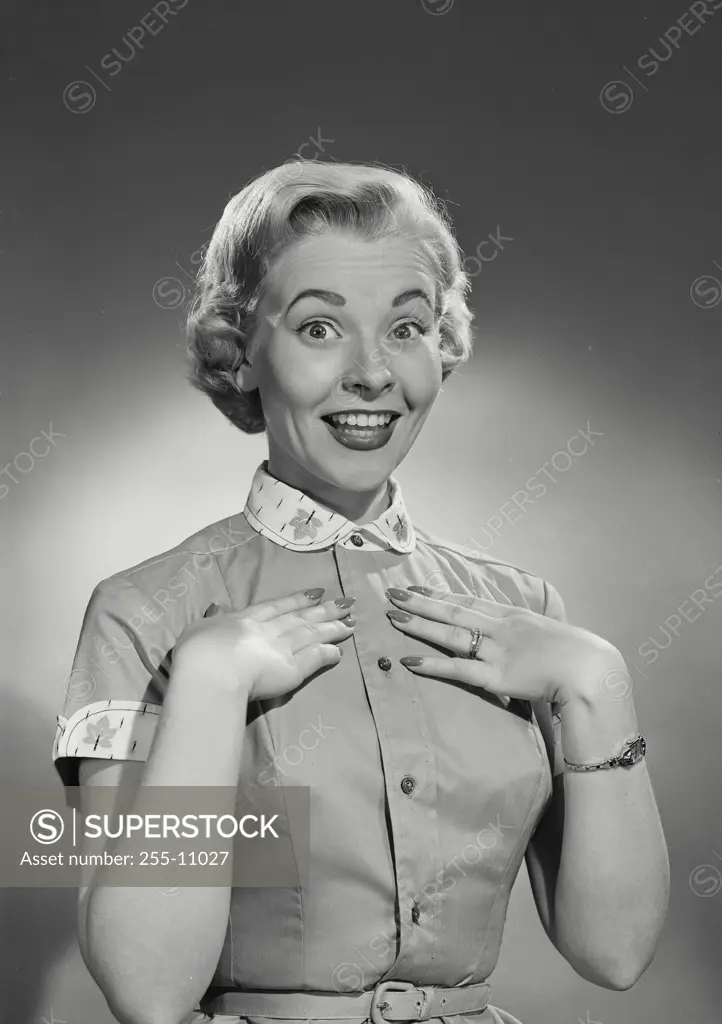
328, 412, 394, 427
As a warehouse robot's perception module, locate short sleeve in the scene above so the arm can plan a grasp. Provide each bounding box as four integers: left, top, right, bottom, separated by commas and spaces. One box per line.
52, 576, 178, 788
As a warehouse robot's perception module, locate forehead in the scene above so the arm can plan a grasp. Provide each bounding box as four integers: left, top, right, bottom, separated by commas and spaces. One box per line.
265, 231, 437, 303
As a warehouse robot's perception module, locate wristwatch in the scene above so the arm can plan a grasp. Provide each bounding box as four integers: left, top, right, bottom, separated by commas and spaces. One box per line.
564, 734, 646, 772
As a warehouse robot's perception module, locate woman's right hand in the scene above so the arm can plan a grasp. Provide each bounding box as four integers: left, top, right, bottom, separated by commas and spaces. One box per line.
171, 588, 355, 701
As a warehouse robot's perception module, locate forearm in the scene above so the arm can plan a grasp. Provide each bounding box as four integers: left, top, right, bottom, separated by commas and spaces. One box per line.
552, 671, 669, 988
85, 657, 250, 1024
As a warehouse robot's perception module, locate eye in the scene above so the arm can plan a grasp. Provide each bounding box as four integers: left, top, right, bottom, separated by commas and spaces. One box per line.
296, 319, 342, 343
389, 320, 426, 342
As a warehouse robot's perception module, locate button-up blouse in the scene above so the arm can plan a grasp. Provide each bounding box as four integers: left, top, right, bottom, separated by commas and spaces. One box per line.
52, 461, 566, 1016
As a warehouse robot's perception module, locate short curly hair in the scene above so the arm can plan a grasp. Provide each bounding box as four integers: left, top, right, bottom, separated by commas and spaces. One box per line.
185, 160, 474, 434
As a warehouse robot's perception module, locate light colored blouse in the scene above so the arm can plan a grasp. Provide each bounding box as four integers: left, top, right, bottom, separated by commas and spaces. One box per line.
52, 461, 566, 1023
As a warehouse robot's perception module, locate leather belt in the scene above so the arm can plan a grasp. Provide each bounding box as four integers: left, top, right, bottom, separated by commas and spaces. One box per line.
199, 980, 492, 1022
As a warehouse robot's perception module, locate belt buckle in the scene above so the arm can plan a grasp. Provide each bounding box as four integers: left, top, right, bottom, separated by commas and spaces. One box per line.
370, 980, 428, 1024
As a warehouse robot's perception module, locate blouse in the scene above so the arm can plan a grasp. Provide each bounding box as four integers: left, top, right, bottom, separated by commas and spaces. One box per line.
52, 460, 567, 1022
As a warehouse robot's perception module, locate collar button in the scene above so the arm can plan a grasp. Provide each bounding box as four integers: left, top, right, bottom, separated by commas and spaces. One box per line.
350, 533, 364, 546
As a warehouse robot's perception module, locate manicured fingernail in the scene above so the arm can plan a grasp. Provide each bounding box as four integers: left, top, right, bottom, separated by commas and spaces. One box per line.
304, 588, 325, 600
335, 597, 355, 608
386, 587, 411, 600
400, 656, 424, 667
407, 586, 432, 596
388, 610, 412, 622
344, 618, 355, 626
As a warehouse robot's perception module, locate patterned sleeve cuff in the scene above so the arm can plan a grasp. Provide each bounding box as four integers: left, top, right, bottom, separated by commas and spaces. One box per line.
52, 700, 162, 781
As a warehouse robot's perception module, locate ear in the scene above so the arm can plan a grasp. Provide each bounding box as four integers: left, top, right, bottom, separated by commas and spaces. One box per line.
235, 343, 259, 393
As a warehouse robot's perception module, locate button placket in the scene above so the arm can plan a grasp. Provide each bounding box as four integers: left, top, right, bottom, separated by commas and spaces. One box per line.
334, 546, 444, 974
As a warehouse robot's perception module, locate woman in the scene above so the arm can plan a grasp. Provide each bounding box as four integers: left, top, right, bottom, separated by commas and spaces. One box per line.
52, 161, 669, 1024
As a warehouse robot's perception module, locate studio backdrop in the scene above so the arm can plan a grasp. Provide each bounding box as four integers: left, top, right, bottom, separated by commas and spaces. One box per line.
2, 1, 721, 1023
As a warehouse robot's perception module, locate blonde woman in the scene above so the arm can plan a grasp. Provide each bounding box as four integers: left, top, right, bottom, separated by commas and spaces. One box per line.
53, 161, 669, 1024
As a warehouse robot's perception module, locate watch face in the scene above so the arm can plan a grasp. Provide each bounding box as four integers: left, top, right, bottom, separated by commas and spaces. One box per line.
621, 737, 645, 765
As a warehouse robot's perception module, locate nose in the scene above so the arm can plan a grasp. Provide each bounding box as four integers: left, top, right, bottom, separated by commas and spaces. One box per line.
337, 338, 395, 402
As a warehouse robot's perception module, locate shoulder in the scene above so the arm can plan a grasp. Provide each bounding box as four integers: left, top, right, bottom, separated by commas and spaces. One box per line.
54, 513, 262, 788
96, 511, 256, 597
413, 525, 562, 617
85, 510, 259, 631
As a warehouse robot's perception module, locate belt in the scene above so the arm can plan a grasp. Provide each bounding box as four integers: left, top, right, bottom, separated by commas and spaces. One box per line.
200, 980, 492, 1022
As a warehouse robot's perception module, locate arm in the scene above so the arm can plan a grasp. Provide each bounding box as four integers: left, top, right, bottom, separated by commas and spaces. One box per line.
76, 588, 351, 1024
386, 578, 670, 990
526, 670, 670, 990
80, 655, 250, 1024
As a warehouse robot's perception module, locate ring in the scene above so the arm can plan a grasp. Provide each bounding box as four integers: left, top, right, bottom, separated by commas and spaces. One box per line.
467, 627, 483, 659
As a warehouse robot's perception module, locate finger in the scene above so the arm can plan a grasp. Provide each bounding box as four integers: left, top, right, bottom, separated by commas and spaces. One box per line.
399, 653, 504, 692
466, 595, 514, 618
408, 587, 513, 619
276, 597, 356, 633
386, 611, 503, 661
386, 589, 501, 639
244, 588, 327, 622
294, 642, 344, 677
287, 618, 355, 652
408, 586, 475, 603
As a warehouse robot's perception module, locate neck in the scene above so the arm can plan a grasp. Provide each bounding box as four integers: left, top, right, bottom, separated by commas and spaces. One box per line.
265, 452, 392, 525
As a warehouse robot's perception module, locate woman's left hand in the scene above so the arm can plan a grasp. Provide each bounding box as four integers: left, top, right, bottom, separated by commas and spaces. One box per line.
386, 587, 625, 706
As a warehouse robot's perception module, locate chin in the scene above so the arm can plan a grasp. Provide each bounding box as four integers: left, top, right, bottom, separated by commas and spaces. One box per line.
303, 443, 398, 491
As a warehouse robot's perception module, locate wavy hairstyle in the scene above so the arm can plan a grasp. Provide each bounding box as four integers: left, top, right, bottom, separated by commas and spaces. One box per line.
186, 160, 474, 433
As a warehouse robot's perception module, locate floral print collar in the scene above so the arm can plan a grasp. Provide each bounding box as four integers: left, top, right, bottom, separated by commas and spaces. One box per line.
243, 461, 416, 553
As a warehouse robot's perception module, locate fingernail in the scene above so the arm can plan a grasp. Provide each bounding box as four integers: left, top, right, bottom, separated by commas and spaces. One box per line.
400, 656, 424, 667
386, 588, 411, 601
304, 588, 325, 600
407, 586, 432, 596
388, 610, 412, 622
335, 597, 355, 608
344, 617, 355, 626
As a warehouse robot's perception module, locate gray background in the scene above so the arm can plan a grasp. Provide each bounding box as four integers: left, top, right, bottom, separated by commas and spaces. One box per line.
1, 0, 721, 1021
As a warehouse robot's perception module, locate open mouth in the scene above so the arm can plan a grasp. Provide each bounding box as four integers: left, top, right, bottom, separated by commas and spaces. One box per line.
321, 411, 402, 450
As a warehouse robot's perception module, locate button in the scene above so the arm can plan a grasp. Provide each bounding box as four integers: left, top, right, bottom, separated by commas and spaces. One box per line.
400, 776, 416, 795
377, 656, 392, 672
350, 533, 364, 546
411, 901, 421, 924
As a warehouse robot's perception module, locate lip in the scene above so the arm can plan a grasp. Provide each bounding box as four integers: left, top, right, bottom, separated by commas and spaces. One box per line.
321, 412, 402, 451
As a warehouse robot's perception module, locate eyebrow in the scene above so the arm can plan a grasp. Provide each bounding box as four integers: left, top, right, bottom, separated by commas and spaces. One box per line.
284, 287, 433, 315
391, 289, 433, 310
285, 289, 346, 315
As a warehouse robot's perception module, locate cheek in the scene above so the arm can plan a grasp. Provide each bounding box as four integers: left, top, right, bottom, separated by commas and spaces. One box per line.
394, 339, 443, 406
261, 339, 335, 416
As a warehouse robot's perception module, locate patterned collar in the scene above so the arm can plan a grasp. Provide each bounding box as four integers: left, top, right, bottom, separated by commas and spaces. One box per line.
243, 461, 416, 553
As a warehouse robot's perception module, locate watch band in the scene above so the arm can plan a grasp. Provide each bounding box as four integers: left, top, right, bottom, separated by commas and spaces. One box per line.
564, 734, 646, 772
